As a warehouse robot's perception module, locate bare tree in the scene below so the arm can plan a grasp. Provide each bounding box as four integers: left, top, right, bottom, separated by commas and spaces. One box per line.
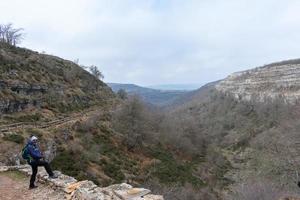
0, 23, 24, 46
112, 96, 148, 150
73, 58, 79, 65
228, 180, 287, 200
0, 25, 3, 42
89, 65, 104, 80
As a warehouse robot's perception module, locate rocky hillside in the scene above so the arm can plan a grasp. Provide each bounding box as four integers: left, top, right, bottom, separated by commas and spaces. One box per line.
0, 43, 180, 199
5, 42, 300, 199
0, 43, 144, 187
215, 59, 300, 103
164, 59, 300, 199
0, 42, 114, 121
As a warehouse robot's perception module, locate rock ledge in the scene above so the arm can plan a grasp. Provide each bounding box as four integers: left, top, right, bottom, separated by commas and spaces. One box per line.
0, 165, 163, 200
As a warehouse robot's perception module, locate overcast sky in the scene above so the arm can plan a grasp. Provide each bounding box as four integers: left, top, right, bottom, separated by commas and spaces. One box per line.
1, 0, 300, 87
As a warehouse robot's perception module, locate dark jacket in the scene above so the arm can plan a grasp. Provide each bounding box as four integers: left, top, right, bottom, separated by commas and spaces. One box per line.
27, 140, 43, 161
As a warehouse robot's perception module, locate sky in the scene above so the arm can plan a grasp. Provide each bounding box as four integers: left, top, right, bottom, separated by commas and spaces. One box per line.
1, 0, 300, 87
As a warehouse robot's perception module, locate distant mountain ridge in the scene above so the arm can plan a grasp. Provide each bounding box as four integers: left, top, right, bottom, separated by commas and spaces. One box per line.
107, 83, 188, 106
165, 81, 220, 110
148, 84, 203, 91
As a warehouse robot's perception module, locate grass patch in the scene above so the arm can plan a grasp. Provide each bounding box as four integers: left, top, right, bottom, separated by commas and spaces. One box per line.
3, 134, 24, 144
4, 113, 42, 123
1, 171, 27, 181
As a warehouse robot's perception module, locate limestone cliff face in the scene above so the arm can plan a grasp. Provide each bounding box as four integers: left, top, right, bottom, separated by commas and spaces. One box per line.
215, 60, 300, 103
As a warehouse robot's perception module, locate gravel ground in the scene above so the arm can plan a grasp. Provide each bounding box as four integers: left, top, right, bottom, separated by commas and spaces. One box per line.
0, 171, 65, 200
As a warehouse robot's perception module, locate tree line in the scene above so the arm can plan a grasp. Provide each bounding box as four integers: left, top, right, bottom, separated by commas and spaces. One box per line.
0, 23, 24, 46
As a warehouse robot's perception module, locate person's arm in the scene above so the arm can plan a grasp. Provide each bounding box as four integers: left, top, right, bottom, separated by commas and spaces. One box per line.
27, 145, 43, 160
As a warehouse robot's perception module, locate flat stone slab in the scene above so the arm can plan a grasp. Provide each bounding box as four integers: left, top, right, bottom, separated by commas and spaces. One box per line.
114, 188, 151, 200
72, 187, 107, 200
0, 166, 9, 172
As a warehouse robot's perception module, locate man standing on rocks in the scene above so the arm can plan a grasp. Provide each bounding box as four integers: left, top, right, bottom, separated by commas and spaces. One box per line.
23, 135, 58, 189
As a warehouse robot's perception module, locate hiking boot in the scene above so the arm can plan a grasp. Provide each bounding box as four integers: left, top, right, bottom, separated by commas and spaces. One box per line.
49, 174, 58, 179
29, 185, 38, 190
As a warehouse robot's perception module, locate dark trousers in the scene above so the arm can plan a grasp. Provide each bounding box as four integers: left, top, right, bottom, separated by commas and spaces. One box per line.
29, 160, 54, 187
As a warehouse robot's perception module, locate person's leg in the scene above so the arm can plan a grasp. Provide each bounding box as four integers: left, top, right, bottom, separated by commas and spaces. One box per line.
30, 161, 38, 188
36, 160, 54, 176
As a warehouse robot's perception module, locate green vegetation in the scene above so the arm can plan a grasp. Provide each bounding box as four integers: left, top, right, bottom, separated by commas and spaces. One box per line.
1, 171, 27, 181
3, 134, 24, 144
3, 113, 42, 123
101, 159, 125, 182
51, 150, 88, 180
149, 147, 205, 187
92, 132, 137, 183
52, 114, 140, 185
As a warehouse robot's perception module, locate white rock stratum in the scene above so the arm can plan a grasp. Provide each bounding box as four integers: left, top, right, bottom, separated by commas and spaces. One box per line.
216, 62, 300, 103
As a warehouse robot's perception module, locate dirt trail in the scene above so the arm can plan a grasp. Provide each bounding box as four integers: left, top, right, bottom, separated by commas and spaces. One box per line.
0, 107, 105, 136
0, 172, 64, 200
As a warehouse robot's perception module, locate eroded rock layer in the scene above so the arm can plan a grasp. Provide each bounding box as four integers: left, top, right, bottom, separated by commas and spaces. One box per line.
216, 62, 300, 103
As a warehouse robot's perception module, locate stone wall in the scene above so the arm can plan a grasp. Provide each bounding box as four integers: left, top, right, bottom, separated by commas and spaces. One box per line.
0, 165, 164, 200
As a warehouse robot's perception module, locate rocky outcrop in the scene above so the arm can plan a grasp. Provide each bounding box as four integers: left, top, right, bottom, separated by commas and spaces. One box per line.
215, 62, 300, 103
0, 80, 48, 94
0, 165, 164, 200
0, 99, 40, 113
0, 80, 47, 113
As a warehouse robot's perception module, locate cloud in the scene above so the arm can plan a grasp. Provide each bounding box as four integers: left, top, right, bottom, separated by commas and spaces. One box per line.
1, 0, 300, 86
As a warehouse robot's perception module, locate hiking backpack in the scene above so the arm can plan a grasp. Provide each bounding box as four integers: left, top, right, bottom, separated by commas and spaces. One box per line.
21, 144, 30, 160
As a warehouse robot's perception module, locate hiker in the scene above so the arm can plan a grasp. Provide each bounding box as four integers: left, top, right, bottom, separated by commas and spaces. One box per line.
22, 136, 57, 189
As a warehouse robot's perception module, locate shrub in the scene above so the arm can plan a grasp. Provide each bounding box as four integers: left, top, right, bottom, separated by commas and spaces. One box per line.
3, 134, 24, 144
15, 113, 42, 122
51, 149, 88, 180
228, 180, 285, 200
149, 147, 205, 187
101, 161, 125, 182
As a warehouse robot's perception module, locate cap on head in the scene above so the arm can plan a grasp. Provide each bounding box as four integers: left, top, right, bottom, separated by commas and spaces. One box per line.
31, 136, 38, 141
